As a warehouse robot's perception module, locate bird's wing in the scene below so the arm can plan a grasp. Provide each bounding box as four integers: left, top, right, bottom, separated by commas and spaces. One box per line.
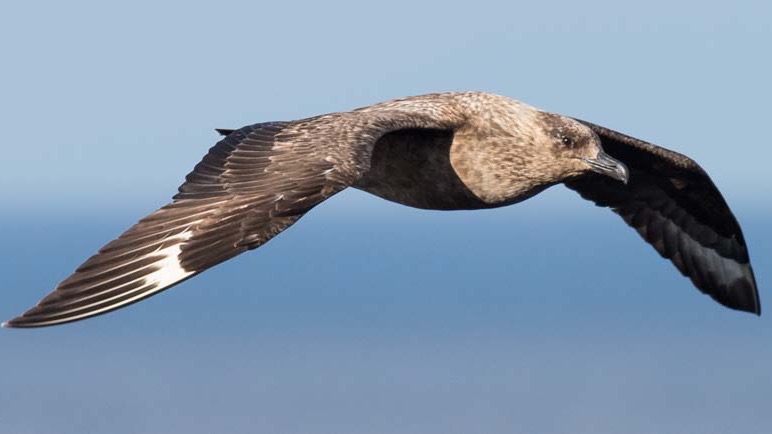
565, 120, 760, 314
6, 108, 464, 328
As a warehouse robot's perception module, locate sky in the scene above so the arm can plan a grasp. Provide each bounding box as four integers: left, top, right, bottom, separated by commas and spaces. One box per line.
0, 1, 771, 433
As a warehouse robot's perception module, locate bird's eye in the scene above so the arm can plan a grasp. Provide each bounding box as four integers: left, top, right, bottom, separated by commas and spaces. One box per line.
561, 136, 575, 147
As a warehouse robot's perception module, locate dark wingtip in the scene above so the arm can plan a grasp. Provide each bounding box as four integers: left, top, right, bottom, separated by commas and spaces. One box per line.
2, 310, 46, 328
712, 277, 761, 316
729, 300, 762, 316
215, 128, 235, 136
2, 316, 25, 329
724, 301, 761, 316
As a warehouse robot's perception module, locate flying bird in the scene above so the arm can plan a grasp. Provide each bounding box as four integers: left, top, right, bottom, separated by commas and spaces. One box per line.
4, 92, 760, 328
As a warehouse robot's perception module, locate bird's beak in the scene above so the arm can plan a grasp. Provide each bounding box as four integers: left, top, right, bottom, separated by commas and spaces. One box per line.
583, 151, 629, 184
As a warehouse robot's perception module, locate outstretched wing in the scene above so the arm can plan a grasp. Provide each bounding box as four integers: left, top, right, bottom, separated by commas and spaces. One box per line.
6, 97, 468, 328
566, 120, 760, 314
5, 121, 354, 327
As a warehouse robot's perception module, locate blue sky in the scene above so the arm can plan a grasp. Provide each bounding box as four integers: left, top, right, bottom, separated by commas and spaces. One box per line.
1, 1, 770, 433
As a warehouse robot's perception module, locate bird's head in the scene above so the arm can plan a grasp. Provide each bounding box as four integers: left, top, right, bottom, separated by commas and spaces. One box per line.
538, 112, 629, 184
449, 97, 629, 205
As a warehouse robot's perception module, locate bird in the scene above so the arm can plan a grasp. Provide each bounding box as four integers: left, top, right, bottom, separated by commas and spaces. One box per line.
3, 91, 760, 328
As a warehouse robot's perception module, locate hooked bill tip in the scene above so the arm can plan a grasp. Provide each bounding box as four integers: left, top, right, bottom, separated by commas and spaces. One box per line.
584, 151, 629, 184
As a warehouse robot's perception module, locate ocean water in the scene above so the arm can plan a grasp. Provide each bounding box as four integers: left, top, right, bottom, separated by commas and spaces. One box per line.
1, 188, 769, 434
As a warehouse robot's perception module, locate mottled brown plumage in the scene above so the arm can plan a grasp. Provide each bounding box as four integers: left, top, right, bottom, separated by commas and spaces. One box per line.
4, 92, 759, 328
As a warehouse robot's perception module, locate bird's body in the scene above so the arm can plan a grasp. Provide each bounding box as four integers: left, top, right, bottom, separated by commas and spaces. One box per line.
4, 92, 760, 328
354, 127, 489, 210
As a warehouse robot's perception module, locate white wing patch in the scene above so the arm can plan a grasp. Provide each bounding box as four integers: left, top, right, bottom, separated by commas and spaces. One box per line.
143, 229, 195, 289
1, 229, 199, 328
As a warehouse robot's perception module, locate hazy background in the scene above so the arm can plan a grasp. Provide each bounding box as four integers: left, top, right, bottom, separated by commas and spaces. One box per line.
1, 1, 770, 433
